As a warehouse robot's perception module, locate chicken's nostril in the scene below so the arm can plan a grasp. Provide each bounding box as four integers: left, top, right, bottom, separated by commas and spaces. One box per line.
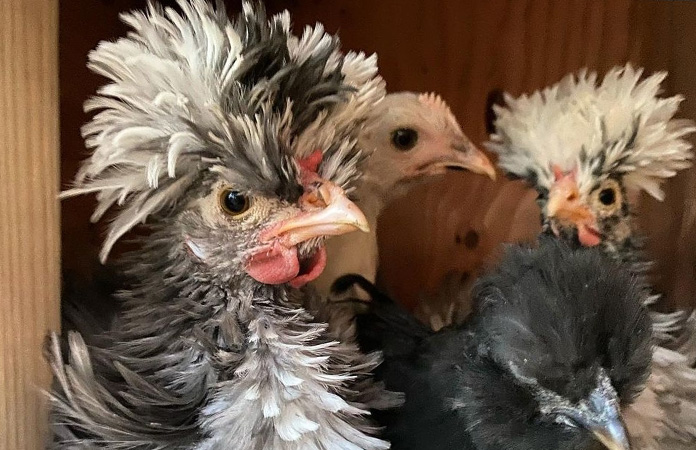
317, 185, 332, 206
567, 192, 578, 202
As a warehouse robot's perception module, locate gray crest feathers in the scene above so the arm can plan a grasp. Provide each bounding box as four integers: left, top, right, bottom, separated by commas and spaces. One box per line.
62, 0, 385, 262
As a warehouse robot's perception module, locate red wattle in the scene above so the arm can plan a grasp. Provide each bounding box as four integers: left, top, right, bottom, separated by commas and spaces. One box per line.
289, 247, 327, 288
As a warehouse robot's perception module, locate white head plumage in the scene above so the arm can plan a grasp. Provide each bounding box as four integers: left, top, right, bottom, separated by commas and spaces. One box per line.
488, 64, 695, 201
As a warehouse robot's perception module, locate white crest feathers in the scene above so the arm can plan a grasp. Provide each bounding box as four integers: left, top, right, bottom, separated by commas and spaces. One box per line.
488, 64, 695, 200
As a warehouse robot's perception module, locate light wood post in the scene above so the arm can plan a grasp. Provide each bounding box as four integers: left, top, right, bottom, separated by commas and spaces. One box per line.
0, 1, 61, 448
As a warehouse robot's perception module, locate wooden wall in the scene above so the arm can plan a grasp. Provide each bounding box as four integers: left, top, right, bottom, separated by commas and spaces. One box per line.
1, 1, 61, 449
60, 1, 696, 313
0, 1, 678, 448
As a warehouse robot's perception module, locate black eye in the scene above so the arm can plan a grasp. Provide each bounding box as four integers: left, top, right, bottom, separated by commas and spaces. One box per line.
598, 188, 616, 206
391, 128, 418, 151
220, 189, 250, 216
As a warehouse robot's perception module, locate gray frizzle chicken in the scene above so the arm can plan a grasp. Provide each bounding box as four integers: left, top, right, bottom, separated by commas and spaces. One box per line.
47, 1, 400, 449
345, 237, 653, 450
488, 64, 696, 449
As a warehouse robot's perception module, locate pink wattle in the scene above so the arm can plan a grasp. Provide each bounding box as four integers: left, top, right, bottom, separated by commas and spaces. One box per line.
245, 245, 300, 285
245, 245, 327, 287
578, 224, 602, 247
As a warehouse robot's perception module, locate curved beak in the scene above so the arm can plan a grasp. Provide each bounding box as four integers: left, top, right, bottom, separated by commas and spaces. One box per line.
446, 139, 496, 181
262, 180, 369, 247
546, 175, 601, 247
450, 140, 497, 180
409, 137, 496, 180
590, 418, 631, 450
554, 374, 630, 450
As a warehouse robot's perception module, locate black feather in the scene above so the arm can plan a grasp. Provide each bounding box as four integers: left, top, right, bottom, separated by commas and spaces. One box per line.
355, 238, 652, 450
332, 274, 432, 361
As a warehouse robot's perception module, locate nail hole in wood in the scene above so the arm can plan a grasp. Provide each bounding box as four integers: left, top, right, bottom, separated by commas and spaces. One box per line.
464, 230, 479, 249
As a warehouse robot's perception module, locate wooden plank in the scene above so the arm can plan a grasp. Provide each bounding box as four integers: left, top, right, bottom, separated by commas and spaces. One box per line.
0, 1, 61, 448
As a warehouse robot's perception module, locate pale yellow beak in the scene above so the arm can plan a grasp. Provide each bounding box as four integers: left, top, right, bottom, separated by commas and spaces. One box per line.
407, 138, 497, 181
592, 423, 631, 450
262, 180, 369, 247
451, 140, 497, 180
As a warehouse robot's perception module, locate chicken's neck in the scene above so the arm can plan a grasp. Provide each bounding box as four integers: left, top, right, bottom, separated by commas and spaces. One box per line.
310, 181, 386, 296
544, 211, 679, 342
356, 173, 412, 217
542, 212, 650, 282
109, 229, 390, 449
312, 176, 416, 296
601, 215, 686, 343
596, 213, 652, 283
197, 293, 391, 450
354, 180, 390, 224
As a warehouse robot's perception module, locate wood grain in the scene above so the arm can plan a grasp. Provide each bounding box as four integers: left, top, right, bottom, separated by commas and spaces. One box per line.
631, 1, 696, 311
0, 1, 61, 448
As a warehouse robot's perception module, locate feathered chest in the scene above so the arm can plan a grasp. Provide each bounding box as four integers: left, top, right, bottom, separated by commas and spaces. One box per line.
195, 302, 390, 450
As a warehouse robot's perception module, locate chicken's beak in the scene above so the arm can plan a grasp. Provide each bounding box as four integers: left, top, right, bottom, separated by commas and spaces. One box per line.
546, 176, 601, 247
449, 139, 497, 180
567, 404, 630, 450
590, 419, 631, 450
409, 137, 496, 180
263, 180, 369, 247
554, 377, 630, 450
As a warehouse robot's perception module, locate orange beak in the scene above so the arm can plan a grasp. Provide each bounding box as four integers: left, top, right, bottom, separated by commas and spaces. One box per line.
546, 172, 602, 247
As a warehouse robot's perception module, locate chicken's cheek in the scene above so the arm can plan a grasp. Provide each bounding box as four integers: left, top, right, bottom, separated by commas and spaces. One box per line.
245, 245, 300, 285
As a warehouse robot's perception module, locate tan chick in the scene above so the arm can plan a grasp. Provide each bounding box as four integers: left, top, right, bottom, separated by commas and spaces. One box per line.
312, 92, 496, 297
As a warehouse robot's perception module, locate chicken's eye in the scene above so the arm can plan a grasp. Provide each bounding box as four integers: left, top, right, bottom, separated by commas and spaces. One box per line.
598, 188, 616, 206
592, 179, 622, 215
220, 189, 250, 216
391, 128, 418, 151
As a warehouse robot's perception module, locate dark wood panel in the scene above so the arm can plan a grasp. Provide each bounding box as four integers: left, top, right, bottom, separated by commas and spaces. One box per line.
1, 1, 60, 447
631, 1, 696, 310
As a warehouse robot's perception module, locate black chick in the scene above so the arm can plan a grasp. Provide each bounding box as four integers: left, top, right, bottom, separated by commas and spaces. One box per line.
345, 238, 653, 450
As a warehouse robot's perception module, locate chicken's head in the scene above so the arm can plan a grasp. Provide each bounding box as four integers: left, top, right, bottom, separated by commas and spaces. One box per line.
63, 0, 384, 289
358, 92, 495, 201
488, 64, 694, 250
181, 150, 368, 287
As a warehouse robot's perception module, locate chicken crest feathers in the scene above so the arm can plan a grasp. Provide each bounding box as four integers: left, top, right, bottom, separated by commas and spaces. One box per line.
488, 64, 695, 200
417, 92, 463, 135
62, 0, 385, 262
